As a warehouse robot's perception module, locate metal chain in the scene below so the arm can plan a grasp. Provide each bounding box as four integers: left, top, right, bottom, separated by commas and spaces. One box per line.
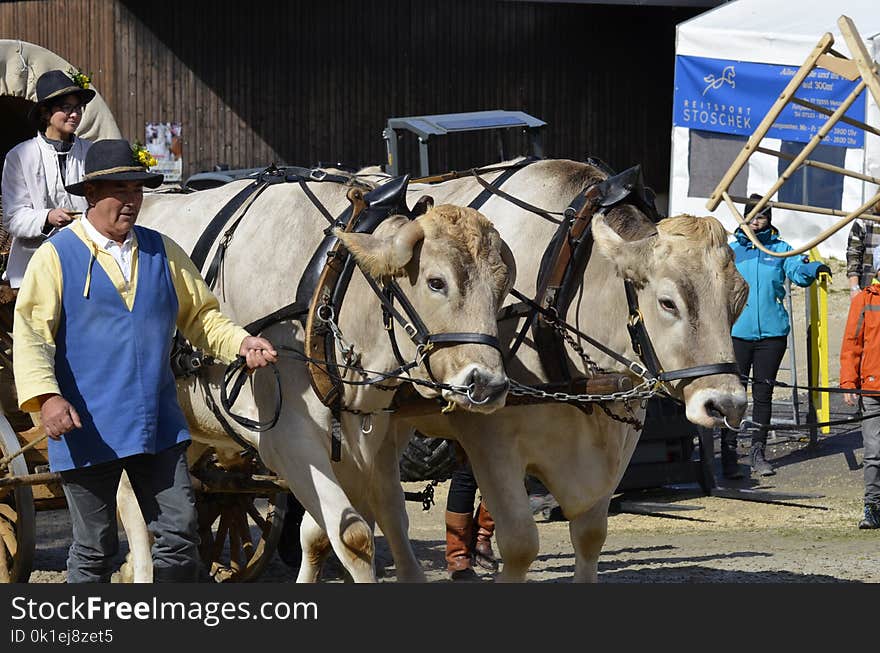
597, 401, 644, 430
551, 311, 602, 375
508, 378, 660, 404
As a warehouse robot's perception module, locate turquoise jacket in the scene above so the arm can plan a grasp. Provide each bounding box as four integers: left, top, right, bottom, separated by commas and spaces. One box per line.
730, 226, 824, 341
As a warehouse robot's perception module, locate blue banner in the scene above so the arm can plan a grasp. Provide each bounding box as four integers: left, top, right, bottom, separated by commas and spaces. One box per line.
672, 55, 865, 148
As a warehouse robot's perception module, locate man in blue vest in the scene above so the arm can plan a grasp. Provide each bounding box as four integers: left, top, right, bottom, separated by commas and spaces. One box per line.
13, 139, 278, 582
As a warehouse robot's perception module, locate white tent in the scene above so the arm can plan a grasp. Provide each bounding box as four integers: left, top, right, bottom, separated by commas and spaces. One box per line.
669, 0, 880, 259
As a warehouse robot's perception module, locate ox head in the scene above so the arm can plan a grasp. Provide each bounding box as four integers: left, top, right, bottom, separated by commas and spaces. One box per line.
335, 204, 515, 413
591, 207, 748, 428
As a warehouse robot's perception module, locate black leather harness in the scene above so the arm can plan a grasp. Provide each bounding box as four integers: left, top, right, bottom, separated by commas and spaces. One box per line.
175, 166, 504, 459
506, 162, 738, 392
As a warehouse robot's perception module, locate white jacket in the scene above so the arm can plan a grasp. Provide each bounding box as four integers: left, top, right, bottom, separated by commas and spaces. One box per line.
1, 135, 91, 287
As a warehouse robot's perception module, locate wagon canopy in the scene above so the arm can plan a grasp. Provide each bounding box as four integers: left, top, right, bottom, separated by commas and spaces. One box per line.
669, 0, 880, 258
0, 39, 121, 170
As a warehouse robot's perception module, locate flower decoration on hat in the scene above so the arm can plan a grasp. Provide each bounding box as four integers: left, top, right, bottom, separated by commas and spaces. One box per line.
132, 141, 158, 169
67, 66, 92, 90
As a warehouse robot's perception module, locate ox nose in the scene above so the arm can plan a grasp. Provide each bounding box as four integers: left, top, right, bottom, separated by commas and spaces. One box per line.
465, 368, 509, 405
703, 393, 747, 426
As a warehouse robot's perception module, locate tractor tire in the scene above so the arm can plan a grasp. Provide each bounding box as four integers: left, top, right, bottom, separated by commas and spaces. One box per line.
398, 433, 457, 483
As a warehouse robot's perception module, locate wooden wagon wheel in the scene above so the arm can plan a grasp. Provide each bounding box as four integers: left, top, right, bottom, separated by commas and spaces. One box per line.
196, 490, 286, 582
0, 414, 36, 583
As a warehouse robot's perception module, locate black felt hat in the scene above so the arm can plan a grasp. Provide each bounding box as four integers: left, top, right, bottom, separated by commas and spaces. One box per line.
65, 139, 164, 196
27, 69, 96, 122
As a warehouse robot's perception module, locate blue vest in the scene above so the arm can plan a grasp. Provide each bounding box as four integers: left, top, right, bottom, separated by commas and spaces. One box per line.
48, 226, 190, 472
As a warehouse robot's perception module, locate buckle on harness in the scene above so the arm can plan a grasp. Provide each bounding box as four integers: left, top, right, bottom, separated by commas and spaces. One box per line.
310, 168, 327, 181
416, 342, 434, 365
404, 323, 418, 339
316, 304, 335, 323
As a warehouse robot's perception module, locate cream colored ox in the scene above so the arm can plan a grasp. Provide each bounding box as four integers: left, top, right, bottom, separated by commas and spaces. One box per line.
297, 158, 749, 582
116, 179, 514, 583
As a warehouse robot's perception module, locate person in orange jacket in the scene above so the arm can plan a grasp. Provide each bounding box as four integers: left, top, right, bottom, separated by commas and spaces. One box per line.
840, 268, 880, 529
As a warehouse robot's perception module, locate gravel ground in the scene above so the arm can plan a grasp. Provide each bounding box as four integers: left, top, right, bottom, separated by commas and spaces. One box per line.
25, 419, 876, 584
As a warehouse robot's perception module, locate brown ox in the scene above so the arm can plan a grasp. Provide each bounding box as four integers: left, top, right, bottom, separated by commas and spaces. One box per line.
118, 182, 514, 582
297, 159, 748, 582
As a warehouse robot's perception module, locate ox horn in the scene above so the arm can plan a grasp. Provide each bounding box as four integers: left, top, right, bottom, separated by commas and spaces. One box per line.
389, 218, 425, 268
334, 217, 425, 278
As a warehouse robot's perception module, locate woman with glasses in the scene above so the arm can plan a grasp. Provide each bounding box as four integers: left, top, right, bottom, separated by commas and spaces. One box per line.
719, 194, 829, 478
1, 69, 95, 289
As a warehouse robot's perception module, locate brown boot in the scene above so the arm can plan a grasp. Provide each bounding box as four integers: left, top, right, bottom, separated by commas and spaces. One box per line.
473, 499, 498, 573
445, 510, 477, 581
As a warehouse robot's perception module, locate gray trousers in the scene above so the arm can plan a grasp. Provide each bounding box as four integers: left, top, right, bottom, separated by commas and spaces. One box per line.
860, 397, 880, 505
59, 441, 200, 583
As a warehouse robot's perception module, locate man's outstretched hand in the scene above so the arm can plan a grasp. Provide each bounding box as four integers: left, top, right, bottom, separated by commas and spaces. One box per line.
239, 336, 278, 370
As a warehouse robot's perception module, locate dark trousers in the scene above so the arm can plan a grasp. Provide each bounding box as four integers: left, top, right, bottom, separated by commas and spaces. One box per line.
447, 447, 478, 514
59, 441, 199, 583
726, 336, 788, 446
859, 396, 880, 505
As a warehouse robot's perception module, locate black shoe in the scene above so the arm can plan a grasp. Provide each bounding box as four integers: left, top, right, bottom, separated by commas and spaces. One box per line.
721, 453, 744, 479
858, 503, 880, 529
749, 444, 775, 477
449, 567, 480, 581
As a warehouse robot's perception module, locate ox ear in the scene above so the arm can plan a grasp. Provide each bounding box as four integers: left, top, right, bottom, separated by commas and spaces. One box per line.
334, 217, 425, 278
591, 214, 656, 282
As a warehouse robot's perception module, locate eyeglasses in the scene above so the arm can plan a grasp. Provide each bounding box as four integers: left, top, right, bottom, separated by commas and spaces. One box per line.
748, 212, 770, 223
53, 103, 85, 116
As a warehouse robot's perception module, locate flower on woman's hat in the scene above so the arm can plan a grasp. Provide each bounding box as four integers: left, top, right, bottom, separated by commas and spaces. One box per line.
132, 141, 158, 169
67, 66, 92, 90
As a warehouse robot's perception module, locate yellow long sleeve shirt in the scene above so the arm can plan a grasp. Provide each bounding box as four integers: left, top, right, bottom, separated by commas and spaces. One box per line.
13, 218, 250, 412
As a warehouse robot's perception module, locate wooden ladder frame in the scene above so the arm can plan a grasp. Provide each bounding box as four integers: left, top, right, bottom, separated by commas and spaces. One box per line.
706, 15, 880, 258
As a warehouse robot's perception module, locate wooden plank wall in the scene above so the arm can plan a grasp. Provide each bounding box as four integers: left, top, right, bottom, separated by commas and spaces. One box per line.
0, 0, 117, 105
2, 0, 702, 188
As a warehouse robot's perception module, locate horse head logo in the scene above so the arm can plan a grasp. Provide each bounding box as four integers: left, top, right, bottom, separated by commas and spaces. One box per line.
702, 65, 736, 95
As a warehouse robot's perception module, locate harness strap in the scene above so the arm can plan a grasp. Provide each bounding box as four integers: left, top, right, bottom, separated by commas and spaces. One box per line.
411, 160, 536, 185
189, 180, 265, 270
467, 164, 532, 211
297, 178, 338, 227
658, 363, 740, 382
427, 332, 503, 353
510, 287, 650, 378
623, 278, 664, 379
469, 169, 562, 225
204, 182, 276, 288
220, 356, 283, 432
200, 376, 260, 455
623, 279, 740, 382
244, 301, 310, 335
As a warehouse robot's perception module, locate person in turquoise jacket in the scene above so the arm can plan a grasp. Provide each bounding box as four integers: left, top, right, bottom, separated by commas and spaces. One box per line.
720, 195, 829, 478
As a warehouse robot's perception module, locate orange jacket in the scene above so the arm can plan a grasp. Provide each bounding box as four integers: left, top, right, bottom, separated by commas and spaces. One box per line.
841, 283, 880, 392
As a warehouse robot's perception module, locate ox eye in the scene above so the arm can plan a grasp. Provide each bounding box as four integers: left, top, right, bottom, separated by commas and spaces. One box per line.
427, 277, 447, 293
659, 297, 678, 314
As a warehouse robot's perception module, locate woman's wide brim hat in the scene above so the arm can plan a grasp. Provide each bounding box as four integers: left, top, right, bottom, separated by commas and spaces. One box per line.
27, 69, 96, 122
65, 139, 164, 196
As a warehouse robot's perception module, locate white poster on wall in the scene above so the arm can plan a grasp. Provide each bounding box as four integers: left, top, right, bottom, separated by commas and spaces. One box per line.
145, 122, 182, 182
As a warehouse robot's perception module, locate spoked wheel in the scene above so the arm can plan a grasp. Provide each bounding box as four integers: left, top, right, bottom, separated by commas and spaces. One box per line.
196, 491, 286, 582
0, 415, 35, 583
